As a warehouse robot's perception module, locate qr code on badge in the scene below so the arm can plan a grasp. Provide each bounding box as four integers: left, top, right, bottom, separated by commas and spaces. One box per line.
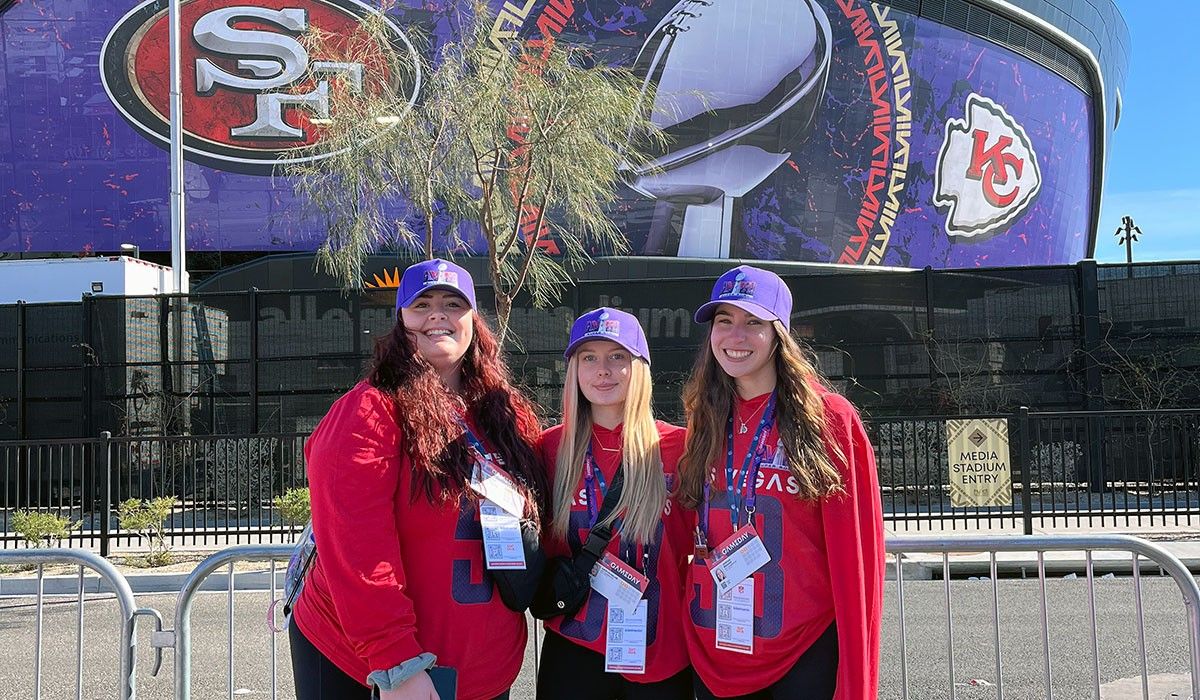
610, 608, 625, 624
718, 606, 732, 621
610, 628, 624, 643
718, 624, 732, 638
487, 544, 502, 559
610, 647, 624, 662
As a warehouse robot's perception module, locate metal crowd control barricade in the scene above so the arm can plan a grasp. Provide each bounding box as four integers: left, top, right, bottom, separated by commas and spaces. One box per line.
166, 544, 294, 700
887, 534, 1200, 700
0, 547, 163, 700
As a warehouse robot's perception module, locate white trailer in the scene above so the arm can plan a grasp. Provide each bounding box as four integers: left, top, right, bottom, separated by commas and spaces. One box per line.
0, 256, 186, 304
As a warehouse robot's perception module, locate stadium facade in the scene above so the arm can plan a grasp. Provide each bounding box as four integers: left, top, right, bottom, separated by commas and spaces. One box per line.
0, 0, 1129, 276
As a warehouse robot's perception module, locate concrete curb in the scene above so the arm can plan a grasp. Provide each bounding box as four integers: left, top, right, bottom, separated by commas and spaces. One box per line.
0, 569, 286, 596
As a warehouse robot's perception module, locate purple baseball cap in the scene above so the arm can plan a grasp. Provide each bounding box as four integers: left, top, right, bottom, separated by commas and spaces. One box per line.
694, 265, 793, 329
396, 258, 477, 310
564, 308, 651, 363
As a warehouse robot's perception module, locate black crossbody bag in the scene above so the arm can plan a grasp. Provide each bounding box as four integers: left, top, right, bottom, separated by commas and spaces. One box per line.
529, 465, 625, 620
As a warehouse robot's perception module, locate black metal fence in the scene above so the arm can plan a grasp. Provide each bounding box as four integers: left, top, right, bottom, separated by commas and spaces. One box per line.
3, 407, 1198, 552
1, 431, 307, 555
870, 407, 1200, 532
3, 260, 1200, 442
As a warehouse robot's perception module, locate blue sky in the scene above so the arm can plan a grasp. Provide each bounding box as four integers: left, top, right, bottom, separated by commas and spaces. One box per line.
1096, 2, 1200, 262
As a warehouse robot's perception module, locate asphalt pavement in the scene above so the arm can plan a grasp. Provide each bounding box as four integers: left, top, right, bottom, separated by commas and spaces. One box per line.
0, 578, 1194, 699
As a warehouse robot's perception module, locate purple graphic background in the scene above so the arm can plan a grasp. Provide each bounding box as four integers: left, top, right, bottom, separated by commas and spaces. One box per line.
0, 0, 1093, 267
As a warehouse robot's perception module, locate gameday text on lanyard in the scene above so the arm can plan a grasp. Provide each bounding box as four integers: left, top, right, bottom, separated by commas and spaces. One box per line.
698, 393, 777, 549
584, 442, 650, 574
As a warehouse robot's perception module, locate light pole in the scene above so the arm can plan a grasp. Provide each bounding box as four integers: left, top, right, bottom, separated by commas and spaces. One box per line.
1114, 215, 1142, 279
168, 0, 187, 293
120, 243, 141, 260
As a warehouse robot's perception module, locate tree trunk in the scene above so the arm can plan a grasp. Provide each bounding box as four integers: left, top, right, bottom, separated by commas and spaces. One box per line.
424, 205, 436, 260
494, 291, 512, 346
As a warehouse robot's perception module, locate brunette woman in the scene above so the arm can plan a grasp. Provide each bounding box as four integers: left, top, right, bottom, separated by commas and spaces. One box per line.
679, 265, 885, 699
289, 259, 547, 700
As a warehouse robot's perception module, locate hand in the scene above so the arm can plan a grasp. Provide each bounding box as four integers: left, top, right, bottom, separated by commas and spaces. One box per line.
378, 671, 438, 700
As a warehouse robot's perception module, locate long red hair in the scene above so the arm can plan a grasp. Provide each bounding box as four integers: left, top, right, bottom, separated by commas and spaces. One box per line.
367, 313, 548, 516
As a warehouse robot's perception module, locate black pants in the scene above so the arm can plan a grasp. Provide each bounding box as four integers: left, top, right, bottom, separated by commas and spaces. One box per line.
536, 629, 693, 700
289, 623, 511, 700
693, 623, 838, 700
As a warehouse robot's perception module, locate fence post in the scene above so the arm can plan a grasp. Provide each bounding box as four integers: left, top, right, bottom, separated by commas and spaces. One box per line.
1018, 406, 1033, 535
100, 430, 113, 558
249, 287, 259, 434
16, 300, 26, 439
1077, 259, 1107, 493
82, 293, 95, 439
159, 295, 173, 430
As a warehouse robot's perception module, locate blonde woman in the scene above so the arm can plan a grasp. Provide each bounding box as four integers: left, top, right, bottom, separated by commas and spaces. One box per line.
535, 308, 693, 700
679, 265, 885, 700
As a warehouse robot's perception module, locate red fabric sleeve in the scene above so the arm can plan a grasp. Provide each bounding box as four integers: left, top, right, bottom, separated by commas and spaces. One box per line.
307, 385, 424, 674
820, 393, 886, 700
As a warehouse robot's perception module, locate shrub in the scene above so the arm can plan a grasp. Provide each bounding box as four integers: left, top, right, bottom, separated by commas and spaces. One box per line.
118, 497, 177, 566
11, 510, 80, 548
274, 487, 311, 526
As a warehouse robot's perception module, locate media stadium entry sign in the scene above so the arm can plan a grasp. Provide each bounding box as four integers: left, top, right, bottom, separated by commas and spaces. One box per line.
36, 0, 1092, 266
946, 419, 1012, 508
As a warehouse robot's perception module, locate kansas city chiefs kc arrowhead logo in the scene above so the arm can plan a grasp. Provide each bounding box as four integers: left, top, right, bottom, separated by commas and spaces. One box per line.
100, 0, 420, 175
934, 93, 1042, 239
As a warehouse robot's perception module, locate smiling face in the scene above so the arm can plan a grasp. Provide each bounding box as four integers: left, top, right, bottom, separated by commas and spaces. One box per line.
575, 340, 633, 413
709, 303, 778, 394
400, 290, 474, 376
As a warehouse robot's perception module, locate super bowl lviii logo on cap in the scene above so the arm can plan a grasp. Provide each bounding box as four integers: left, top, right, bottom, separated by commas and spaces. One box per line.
585, 311, 622, 339
719, 272, 756, 299
423, 262, 459, 288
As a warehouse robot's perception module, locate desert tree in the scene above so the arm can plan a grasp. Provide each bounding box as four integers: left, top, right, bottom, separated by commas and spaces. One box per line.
287, 2, 665, 341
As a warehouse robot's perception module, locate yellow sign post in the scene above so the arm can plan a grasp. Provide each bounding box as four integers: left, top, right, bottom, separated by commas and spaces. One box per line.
946, 418, 1012, 507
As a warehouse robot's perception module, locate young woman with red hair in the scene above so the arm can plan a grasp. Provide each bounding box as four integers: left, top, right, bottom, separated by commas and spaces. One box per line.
289, 259, 547, 700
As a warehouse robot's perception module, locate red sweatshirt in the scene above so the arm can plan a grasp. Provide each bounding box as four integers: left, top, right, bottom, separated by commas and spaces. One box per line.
538, 420, 693, 683
684, 388, 885, 698
292, 381, 529, 700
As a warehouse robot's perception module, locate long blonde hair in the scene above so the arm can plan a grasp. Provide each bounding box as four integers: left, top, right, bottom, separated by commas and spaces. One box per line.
552, 357, 666, 545
677, 320, 844, 509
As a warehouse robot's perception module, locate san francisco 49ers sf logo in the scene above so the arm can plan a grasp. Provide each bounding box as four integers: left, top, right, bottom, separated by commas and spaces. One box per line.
100, 0, 420, 175
933, 93, 1042, 239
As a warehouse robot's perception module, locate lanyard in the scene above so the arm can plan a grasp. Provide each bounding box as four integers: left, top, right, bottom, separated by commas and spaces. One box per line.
460, 422, 490, 463
583, 442, 610, 528
460, 420, 518, 484
584, 442, 654, 575
700, 393, 776, 542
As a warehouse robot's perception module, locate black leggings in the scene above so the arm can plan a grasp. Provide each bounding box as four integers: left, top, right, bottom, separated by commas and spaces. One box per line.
290, 623, 371, 699
536, 629, 693, 700
289, 623, 511, 700
693, 623, 838, 700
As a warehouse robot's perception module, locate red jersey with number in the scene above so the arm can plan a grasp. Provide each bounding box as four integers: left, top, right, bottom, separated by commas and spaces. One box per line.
684, 388, 885, 698
292, 381, 529, 700
539, 420, 693, 683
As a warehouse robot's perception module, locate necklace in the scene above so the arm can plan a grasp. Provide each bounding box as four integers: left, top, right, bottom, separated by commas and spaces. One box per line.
591, 429, 622, 453
736, 395, 771, 435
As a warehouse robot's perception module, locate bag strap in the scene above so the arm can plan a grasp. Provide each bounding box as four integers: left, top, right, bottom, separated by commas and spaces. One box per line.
580, 465, 625, 560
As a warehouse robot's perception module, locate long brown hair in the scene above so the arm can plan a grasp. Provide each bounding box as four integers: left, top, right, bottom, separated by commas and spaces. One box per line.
551, 357, 666, 545
367, 313, 548, 516
677, 320, 843, 509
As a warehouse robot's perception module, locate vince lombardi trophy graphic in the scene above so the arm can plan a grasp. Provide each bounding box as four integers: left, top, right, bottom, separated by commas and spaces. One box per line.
622, 0, 832, 258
